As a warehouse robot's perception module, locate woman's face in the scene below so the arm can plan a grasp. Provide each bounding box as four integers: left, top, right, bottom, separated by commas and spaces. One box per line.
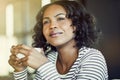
43, 4, 76, 47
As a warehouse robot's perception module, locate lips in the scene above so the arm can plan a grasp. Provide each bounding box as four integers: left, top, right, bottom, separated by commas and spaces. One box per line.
49, 32, 63, 37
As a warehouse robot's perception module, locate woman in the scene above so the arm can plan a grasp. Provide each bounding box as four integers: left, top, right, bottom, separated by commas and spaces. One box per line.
9, 0, 108, 80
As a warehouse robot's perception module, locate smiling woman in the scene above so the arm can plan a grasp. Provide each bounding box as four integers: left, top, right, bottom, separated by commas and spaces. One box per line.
42, 5, 75, 47
8, 0, 108, 80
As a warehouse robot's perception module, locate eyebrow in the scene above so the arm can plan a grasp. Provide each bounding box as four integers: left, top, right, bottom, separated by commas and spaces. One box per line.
43, 13, 66, 20
43, 17, 49, 20
54, 13, 66, 17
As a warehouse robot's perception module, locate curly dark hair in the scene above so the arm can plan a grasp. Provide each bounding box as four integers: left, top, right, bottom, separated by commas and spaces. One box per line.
32, 0, 100, 52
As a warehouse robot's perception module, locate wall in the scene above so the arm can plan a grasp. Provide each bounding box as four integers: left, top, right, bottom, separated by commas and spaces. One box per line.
87, 0, 120, 79
0, 0, 41, 77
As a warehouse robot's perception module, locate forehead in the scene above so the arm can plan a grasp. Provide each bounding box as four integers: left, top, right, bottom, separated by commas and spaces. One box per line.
43, 4, 66, 17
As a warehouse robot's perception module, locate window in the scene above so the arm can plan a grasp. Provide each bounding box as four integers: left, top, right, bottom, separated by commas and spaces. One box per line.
42, 0, 51, 7
6, 4, 14, 37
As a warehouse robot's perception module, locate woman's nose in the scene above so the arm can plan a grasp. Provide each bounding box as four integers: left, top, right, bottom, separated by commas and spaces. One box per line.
49, 21, 57, 30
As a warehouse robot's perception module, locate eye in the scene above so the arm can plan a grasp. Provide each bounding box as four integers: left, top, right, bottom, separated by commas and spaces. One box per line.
57, 17, 65, 21
43, 20, 50, 25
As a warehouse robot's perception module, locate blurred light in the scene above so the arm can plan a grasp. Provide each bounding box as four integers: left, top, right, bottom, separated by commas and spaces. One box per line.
0, 36, 18, 76
42, 0, 51, 7
0, 4, 17, 76
6, 4, 14, 37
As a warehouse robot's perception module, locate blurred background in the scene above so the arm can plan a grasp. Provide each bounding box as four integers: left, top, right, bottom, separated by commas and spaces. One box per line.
0, 0, 119, 80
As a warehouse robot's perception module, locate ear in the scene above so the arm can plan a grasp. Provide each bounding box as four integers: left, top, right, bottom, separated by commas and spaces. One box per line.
70, 24, 76, 33
73, 26, 76, 33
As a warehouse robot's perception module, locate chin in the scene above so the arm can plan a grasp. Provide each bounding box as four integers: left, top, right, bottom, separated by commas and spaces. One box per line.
50, 43, 61, 47
49, 42, 63, 47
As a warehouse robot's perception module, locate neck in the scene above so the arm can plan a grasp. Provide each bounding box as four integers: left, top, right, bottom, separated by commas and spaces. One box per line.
56, 40, 78, 65
56, 40, 79, 74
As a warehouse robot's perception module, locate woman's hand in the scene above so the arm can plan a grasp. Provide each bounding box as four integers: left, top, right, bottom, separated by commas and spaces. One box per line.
9, 44, 49, 70
8, 44, 27, 72
20, 44, 49, 69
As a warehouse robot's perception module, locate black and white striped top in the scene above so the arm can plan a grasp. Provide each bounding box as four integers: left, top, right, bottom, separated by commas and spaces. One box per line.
14, 47, 108, 80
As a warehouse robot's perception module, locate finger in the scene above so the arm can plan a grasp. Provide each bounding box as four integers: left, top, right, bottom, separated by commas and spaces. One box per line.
14, 55, 28, 67
15, 44, 32, 56
17, 44, 31, 50
8, 57, 26, 70
22, 60, 28, 66
21, 57, 28, 62
17, 62, 23, 66
19, 49, 30, 56
16, 44, 23, 48
10, 55, 19, 61
10, 45, 16, 55
11, 44, 29, 57
15, 44, 24, 51
11, 45, 16, 48
13, 60, 23, 67
18, 58, 28, 67
8, 58, 18, 66
10, 45, 21, 55
8, 59, 13, 66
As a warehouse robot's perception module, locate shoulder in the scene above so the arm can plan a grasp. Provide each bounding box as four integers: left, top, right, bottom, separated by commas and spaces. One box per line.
79, 47, 108, 71
79, 47, 105, 61
77, 47, 108, 79
78, 47, 107, 68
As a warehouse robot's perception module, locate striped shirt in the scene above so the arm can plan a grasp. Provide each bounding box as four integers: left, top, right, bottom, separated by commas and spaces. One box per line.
14, 47, 108, 80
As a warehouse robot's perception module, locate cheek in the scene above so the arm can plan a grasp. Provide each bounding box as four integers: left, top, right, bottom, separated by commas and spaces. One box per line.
43, 28, 50, 41
60, 21, 73, 31
64, 26, 75, 37
43, 28, 47, 37
63, 25, 74, 33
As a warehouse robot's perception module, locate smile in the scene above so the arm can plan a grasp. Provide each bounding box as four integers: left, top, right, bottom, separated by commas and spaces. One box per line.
49, 32, 63, 37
